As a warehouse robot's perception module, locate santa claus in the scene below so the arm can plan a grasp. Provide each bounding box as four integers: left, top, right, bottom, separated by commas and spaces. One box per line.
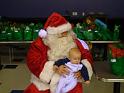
24, 12, 93, 93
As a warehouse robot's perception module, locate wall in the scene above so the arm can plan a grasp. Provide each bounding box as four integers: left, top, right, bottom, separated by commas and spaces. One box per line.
0, 0, 124, 18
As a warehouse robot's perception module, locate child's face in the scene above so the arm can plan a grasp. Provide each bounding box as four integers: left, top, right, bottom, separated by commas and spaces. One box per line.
69, 52, 81, 64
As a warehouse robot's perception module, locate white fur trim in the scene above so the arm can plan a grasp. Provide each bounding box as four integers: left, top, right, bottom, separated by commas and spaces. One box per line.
78, 39, 89, 50
31, 74, 49, 91
50, 73, 61, 93
38, 29, 47, 38
81, 59, 93, 80
39, 61, 55, 83
46, 22, 72, 34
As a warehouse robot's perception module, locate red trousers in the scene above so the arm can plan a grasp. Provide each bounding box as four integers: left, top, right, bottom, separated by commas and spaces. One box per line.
24, 82, 83, 93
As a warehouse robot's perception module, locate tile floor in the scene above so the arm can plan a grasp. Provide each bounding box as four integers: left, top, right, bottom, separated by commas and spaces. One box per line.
0, 61, 124, 93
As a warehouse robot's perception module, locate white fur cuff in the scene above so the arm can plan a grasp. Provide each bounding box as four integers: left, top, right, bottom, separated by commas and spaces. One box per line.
81, 59, 93, 80
39, 61, 55, 83
47, 22, 72, 34
50, 73, 61, 93
31, 74, 50, 91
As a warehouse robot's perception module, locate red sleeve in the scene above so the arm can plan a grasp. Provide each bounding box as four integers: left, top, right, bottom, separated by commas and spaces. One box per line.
26, 37, 48, 77
75, 39, 93, 64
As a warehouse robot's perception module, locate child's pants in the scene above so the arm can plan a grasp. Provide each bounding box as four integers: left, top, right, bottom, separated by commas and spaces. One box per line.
56, 74, 77, 93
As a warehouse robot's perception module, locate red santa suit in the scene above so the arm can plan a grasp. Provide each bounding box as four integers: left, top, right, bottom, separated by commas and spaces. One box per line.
24, 12, 93, 93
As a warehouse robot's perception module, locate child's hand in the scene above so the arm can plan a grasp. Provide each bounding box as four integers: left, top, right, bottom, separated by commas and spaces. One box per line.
74, 71, 82, 79
57, 65, 69, 75
85, 80, 90, 85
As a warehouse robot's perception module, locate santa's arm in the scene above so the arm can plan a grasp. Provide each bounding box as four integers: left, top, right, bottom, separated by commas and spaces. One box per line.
26, 37, 48, 77
75, 39, 94, 79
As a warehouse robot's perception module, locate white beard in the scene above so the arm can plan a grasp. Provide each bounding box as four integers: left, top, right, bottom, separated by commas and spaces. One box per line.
44, 33, 77, 61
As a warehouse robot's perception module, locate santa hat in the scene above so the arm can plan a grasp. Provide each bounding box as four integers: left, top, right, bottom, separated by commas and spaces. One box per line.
39, 12, 72, 38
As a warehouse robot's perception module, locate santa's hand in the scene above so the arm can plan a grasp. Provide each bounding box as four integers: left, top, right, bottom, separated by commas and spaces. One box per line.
53, 65, 59, 72
57, 65, 69, 75
74, 71, 82, 79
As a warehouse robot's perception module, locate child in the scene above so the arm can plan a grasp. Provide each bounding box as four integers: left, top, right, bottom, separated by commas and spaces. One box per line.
54, 48, 90, 93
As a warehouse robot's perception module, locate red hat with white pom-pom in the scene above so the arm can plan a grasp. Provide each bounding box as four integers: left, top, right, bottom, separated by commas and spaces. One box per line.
39, 12, 72, 38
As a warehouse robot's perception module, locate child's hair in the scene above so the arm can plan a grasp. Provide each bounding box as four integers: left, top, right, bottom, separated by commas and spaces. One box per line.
85, 15, 95, 22
69, 47, 81, 57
